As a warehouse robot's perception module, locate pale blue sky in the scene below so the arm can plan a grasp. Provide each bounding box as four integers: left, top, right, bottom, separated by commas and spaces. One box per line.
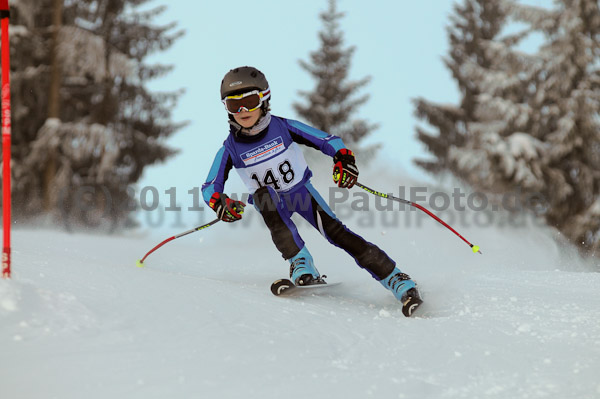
134, 0, 552, 233
141, 0, 460, 196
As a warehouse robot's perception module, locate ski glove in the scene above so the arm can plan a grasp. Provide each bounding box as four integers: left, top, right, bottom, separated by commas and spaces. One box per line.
209, 192, 245, 222
333, 149, 359, 189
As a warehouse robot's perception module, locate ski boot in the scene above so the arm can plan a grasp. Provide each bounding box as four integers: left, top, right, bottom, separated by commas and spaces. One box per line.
288, 246, 321, 286
380, 268, 423, 317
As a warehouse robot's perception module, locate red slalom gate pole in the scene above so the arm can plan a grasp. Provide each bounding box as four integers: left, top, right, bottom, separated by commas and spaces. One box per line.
1, 0, 11, 278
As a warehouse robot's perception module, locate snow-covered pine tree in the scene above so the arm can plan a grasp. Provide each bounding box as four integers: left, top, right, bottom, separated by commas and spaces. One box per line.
510, 0, 600, 255
414, 0, 600, 257
413, 0, 508, 175
293, 0, 377, 154
7, 0, 50, 215
6, 0, 184, 229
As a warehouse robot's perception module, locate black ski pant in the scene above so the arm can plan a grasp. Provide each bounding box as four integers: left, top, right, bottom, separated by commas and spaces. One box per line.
252, 183, 396, 280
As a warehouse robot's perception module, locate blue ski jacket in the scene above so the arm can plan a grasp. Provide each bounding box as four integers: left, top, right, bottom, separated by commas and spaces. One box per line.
201, 116, 347, 205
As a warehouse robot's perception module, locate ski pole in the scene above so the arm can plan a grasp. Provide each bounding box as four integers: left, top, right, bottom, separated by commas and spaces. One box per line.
355, 182, 482, 254
136, 219, 220, 267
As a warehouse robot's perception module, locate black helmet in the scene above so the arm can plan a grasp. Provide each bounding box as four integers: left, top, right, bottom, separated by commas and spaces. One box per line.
220, 66, 269, 99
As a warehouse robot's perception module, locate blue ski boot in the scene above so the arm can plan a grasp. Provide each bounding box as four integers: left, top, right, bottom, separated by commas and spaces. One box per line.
288, 246, 320, 286
380, 268, 423, 317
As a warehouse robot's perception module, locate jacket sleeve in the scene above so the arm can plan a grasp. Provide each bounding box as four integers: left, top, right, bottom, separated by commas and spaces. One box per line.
201, 145, 234, 206
283, 118, 346, 157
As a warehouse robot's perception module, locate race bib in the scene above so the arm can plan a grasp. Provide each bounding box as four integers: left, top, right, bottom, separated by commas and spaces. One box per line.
236, 142, 308, 193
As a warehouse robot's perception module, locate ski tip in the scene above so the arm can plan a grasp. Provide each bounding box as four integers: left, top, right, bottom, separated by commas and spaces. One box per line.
136, 259, 144, 268
402, 288, 423, 317
402, 297, 423, 317
270, 279, 294, 296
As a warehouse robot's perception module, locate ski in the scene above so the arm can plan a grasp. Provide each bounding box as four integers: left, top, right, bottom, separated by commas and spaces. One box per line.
270, 278, 340, 296
270, 277, 422, 318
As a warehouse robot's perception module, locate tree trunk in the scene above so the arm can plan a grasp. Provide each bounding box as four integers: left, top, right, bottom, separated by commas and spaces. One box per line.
43, 0, 63, 212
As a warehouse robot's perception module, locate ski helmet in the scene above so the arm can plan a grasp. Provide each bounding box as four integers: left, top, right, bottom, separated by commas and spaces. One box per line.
220, 66, 269, 99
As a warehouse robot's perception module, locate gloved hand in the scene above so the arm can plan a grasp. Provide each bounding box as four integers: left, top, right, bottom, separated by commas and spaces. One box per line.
333, 149, 359, 189
209, 192, 246, 222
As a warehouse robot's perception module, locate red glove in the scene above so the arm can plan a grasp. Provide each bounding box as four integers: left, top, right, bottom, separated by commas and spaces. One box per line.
209, 192, 245, 222
333, 149, 359, 189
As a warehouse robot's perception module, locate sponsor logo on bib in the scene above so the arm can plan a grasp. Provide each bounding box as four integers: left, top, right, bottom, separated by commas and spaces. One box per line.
241, 136, 285, 164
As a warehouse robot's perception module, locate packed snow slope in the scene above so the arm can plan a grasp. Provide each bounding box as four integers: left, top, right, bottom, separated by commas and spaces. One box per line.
1, 179, 600, 398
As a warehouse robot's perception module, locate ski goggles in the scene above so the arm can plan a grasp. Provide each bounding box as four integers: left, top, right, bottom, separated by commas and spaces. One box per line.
222, 88, 271, 114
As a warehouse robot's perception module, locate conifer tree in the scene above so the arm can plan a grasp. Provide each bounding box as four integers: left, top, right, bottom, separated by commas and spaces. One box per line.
293, 0, 377, 151
413, 0, 508, 175
414, 0, 600, 256
6, 0, 184, 229
513, 0, 600, 254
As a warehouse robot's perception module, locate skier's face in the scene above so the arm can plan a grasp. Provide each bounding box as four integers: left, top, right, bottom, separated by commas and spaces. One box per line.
233, 108, 262, 128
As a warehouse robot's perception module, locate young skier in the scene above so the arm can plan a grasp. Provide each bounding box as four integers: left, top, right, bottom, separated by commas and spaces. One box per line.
201, 66, 422, 316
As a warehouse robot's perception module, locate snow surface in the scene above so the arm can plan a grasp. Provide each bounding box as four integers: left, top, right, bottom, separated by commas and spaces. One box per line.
1, 187, 600, 399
